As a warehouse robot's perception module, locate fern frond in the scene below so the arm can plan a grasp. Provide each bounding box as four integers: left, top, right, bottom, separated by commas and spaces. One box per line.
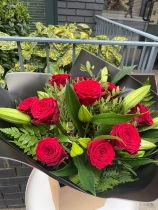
0, 127, 22, 138
96, 166, 135, 192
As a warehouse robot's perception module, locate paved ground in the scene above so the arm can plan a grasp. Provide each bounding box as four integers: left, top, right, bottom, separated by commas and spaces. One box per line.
139, 199, 158, 210
1, 209, 25, 210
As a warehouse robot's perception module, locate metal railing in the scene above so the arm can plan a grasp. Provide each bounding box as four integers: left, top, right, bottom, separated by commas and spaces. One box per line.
0, 36, 158, 74
94, 15, 158, 80
0, 15, 158, 90
95, 15, 158, 42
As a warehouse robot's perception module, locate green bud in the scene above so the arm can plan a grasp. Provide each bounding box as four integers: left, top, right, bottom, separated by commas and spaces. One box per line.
119, 150, 145, 158
101, 66, 108, 82
78, 138, 91, 149
122, 85, 150, 113
139, 139, 156, 150
78, 105, 92, 122
70, 142, 84, 157
37, 91, 49, 99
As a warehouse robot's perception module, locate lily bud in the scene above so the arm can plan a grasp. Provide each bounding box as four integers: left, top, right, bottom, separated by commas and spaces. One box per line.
122, 85, 150, 113
78, 105, 92, 122
70, 142, 84, 157
78, 138, 91, 149
119, 150, 145, 158
37, 91, 49, 99
139, 139, 156, 150
101, 66, 108, 82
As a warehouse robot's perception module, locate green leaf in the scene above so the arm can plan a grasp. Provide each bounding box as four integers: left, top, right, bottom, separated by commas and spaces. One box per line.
0, 127, 21, 138
94, 135, 122, 142
21, 134, 31, 145
73, 154, 96, 195
140, 130, 158, 142
119, 158, 156, 167
91, 113, 138, 125
94, 125, 112, 137
65, 82, 84, 137
57, 134, 71, 143
112, 65, 137, 84
52, 162, 77, 177
144, 148, 158, 158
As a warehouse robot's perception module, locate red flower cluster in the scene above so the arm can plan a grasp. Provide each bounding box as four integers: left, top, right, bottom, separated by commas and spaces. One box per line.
16, 74, 153, 170
17, 97, 60, 125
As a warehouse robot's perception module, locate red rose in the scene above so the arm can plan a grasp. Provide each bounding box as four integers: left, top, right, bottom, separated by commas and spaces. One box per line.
36, 137, 68, 166
17, 96, 38, 116
48, 74, 70, 88
102, 82, 118, 99
87, 139, 115, 169
74, 80, 102, 105
111, 123, 140, 154
31, 97, 60, 124
128, 103, 153, 126
73, 76, 90, 83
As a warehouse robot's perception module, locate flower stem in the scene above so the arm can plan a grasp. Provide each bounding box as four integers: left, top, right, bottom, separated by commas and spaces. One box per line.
56, 121, 67, 134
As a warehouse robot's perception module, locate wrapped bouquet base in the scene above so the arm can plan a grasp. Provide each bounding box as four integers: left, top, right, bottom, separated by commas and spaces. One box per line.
48, 177, 106, 210
0, 50, 158, 202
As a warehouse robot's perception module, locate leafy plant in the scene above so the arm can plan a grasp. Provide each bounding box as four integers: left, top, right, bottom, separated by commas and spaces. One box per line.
0, 0, 30, 87
0, 22, 128, 88
0, 0, 30, 36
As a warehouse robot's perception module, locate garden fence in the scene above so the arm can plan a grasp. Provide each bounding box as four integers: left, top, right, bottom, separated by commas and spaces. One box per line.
0, 15, 158, 89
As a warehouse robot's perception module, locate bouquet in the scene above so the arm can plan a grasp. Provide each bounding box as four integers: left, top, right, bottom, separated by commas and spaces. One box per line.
0, 50, 158, 200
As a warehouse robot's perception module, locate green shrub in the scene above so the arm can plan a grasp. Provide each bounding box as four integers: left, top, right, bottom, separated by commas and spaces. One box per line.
0, 22, 127, 88
0, 0, 30, 87
0, 0, 30, 36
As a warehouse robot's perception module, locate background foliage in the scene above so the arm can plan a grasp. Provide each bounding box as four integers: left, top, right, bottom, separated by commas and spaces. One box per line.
0, 0, 30, 88
0, 22, 127, 88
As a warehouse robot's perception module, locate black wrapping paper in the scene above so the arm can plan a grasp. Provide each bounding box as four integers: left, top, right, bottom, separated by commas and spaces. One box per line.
0, 50, 158, 201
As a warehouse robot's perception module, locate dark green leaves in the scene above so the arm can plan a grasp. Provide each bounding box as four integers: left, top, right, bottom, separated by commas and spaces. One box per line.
112, 65, 137, 84
91, 113, 138, 125
57, 134, 71, 143
119, 158, 156, 167
51, 162, 77, 177
73, 154, 96, 195
140, 130, 158, 143
65, 82, 84, 137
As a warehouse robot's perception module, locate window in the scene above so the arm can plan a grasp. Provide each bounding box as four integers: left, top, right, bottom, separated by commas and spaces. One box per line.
104, 0, 128, 11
